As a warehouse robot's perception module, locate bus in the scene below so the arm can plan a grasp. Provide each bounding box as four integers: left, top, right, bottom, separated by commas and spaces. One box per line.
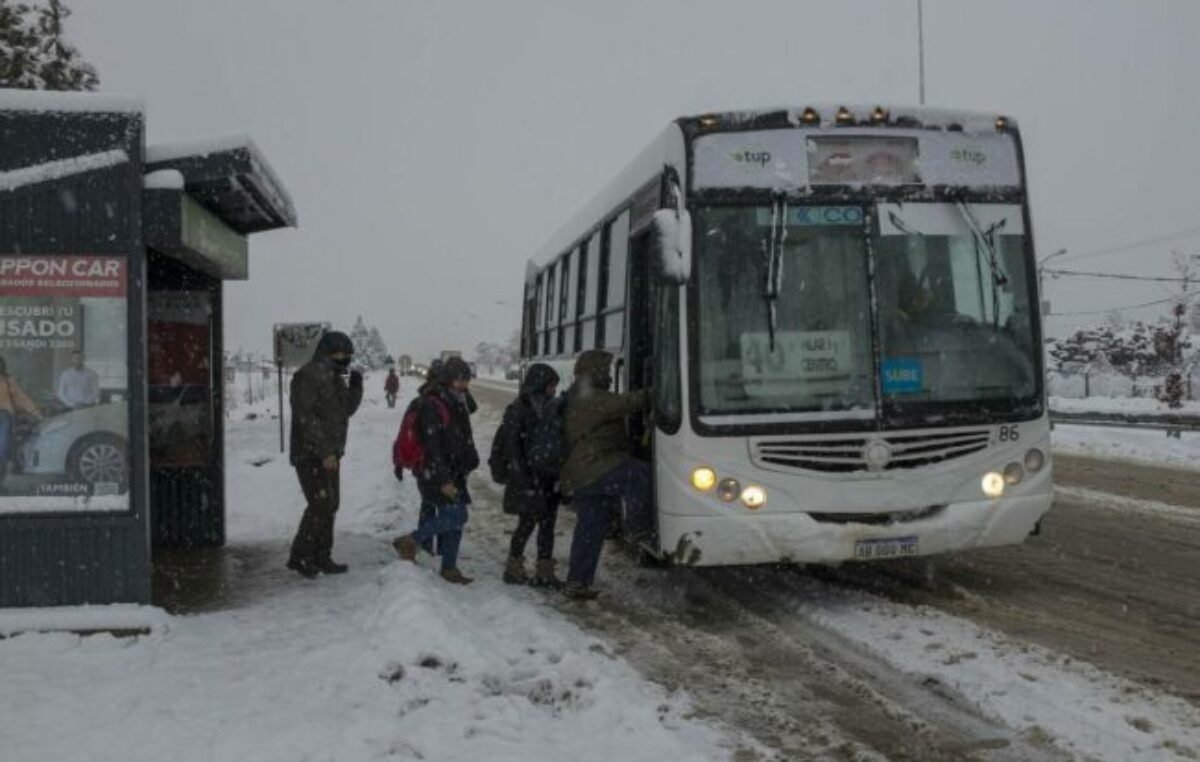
519, 105, 1050, 567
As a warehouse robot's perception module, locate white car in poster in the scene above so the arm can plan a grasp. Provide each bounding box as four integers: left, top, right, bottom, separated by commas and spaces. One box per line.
18, 400, 129, 493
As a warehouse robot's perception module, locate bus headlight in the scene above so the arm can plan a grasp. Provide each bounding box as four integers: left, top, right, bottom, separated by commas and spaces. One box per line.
1003, 462, 1024, 485
1024, 448, 1046, 473
741, 485, 767, 510
717, 478, 741, 503
981, 472, 1005, 498
691, 467, 717, 492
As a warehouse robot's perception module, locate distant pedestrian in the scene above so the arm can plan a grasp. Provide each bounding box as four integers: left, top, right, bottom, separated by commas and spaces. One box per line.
498, 363, 563, 587
393, 357, 480, 584
286, 331, 363, 578
384, 367, 400, 408
559, 350, 650, 600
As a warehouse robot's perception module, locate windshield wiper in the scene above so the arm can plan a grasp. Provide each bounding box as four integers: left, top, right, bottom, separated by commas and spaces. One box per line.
955, 201, 1009, 288
763, 195, 787, 352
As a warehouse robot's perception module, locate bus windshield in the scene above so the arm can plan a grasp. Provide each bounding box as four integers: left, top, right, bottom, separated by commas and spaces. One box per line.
694, 202, 1041, 426
874, 202, 1039, 418
694, 205, 876, 419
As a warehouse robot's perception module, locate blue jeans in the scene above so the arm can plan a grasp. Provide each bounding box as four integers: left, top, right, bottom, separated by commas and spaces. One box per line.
418, 500, 437, 555
567, 459, 652, 586
412, 502, 468, 571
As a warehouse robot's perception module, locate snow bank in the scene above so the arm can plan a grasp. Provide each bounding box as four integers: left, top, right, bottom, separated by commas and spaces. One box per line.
0, 604, 168, 637
0, 149, 129, 192
1051, 395, 1200, 416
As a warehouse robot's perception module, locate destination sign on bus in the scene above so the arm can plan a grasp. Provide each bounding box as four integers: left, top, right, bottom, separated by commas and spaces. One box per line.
754, 206, 864, 227
693, 129, 1021, 190
740, 330, 852, 391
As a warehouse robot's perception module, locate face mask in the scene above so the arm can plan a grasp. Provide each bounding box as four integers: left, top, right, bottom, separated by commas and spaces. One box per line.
596, 373, 613, 391
332, 356, 352, 372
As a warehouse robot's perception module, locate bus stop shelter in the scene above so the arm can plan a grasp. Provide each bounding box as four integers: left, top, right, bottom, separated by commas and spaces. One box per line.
0, 90, 296, 608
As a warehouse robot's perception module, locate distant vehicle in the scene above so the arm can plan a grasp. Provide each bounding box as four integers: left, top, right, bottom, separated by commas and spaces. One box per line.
397, 354, 414, 375
18, 400, 129, 492
520, 105, 1049, 567
504, 364, 522, 381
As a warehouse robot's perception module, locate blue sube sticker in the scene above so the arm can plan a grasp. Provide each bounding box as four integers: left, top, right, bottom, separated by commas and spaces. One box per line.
882, 358, 923, 394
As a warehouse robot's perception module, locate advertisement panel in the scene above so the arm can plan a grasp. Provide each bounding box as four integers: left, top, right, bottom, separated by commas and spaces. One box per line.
274, 323, 328, 369
0, 255, 129, 513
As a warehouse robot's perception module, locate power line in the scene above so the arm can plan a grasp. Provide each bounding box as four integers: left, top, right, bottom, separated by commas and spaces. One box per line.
1042, 268, 1193, 283
1056, 225, 1200, 264
1051, 296, 1178, 317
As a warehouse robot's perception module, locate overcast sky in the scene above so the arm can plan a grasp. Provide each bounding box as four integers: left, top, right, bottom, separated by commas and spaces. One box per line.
73, 0, 1200, 359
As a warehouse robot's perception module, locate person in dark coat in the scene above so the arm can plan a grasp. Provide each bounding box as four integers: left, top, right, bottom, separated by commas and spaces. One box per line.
287, 331, 363, 578
560, 349, 650, 600
500, 363, 563, 587
384, 368, 400, 408
393, 357, 480, 584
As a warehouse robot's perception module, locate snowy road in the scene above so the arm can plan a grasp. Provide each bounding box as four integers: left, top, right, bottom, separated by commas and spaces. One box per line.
470, 381, 1200, 761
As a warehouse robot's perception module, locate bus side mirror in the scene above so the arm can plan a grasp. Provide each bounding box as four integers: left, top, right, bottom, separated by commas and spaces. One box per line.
651, 207, 692, 285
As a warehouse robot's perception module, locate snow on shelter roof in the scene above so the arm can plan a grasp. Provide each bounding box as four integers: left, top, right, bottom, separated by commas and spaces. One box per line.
0, 88, 144, 113
145, 134, 297, 234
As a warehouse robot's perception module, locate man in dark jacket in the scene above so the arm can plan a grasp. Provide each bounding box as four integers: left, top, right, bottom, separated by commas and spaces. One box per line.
500, 363, 563, 587
560, 349, 651, 600
384, 368, 400, 408
287, 331, 364, 578
393, 357, 480, 584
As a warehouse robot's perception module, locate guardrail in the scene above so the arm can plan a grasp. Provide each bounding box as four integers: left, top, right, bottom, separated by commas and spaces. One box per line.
1050, 410, 1200, 438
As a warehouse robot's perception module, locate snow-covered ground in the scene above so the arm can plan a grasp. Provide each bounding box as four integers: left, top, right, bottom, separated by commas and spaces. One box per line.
1052, 423, 1200, 470
0, 377, 740, 762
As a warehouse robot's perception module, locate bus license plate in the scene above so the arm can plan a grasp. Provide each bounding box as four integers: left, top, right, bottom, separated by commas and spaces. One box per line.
854, 536, 918, 560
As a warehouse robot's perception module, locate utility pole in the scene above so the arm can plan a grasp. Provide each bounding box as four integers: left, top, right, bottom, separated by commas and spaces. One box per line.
918, 0, 926, 105
1038, 248, 1068, 320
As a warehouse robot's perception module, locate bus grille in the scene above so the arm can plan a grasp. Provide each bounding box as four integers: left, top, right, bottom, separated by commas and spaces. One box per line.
752, 429, 991, 473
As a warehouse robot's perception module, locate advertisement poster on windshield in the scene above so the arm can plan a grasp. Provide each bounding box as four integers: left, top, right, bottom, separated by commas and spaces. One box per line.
0, 255, 130, 514
740, 330, 852, 396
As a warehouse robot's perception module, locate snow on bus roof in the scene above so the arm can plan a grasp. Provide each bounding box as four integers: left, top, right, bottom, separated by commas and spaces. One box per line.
0, 88, 144, 114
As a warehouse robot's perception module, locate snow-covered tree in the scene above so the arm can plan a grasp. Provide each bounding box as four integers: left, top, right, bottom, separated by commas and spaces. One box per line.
0, 0, 96, 90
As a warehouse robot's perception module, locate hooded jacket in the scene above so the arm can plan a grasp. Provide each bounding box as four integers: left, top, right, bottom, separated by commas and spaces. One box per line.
415, 380, 480, 505
289, 332, 363, 466
560, 350, 648, 496
500, 363, 560, 516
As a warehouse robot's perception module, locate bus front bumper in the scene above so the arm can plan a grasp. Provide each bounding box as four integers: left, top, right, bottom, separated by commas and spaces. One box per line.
655, 493, 1052, 567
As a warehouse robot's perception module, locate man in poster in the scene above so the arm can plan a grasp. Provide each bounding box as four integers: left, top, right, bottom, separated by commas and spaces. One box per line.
57, 350, 100, 409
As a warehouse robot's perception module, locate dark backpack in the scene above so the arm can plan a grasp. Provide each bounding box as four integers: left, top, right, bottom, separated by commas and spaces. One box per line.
527, 393, 569, 479
393, 395, 450, 473
488, 414, 513, 485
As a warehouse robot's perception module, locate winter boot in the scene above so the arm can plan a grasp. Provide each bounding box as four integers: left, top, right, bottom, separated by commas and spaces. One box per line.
561, 581, 598, 601
393, 534, 418, 562
286, 557, 319, 579
530, 559, 563, 590
441, 568, 474, 585
502, 556, 529, 585
315, 559, 349, 575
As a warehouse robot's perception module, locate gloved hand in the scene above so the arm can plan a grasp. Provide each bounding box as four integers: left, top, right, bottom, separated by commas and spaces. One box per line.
349, 369, 363, 388
393, 465, 405, 482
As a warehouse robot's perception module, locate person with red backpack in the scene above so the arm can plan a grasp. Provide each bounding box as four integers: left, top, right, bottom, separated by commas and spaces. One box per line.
392, 357, 480, 584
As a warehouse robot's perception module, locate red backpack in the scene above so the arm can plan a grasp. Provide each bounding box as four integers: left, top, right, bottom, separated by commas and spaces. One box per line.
393, 395, 450, 473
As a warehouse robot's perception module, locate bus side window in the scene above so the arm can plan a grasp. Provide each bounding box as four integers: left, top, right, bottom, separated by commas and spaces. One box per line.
558, 251, 574, 355
543, 262, 557, 356
603, 211, 630, 350
595, 219, 612, 348
575, 237, 590, 353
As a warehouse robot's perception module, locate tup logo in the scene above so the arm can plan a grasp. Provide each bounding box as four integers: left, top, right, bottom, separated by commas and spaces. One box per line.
730, 147, 772, 169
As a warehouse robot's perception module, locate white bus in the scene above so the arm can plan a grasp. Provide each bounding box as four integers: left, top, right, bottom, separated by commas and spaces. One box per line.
520, 105, 1050, 566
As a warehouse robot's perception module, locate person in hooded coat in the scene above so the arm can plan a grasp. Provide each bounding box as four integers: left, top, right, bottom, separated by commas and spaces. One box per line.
393, 357, 480, 584
500, 363, 563, 587
287, 331, 363, 578
559, 349, 651, 600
